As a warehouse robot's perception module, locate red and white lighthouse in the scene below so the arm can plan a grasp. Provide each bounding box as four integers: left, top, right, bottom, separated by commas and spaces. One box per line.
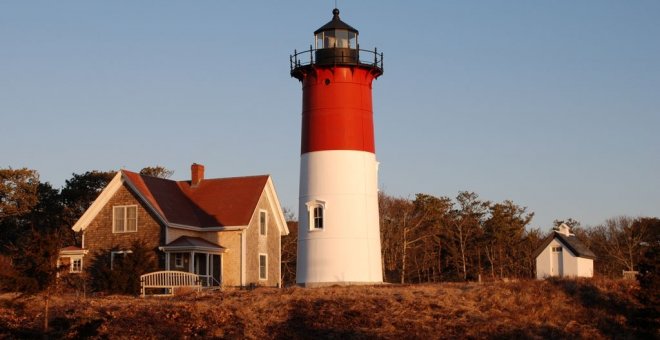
291, 8, 384, 286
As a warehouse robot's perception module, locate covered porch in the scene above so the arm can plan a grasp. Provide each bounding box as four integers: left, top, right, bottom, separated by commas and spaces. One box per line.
159, 236, 225, 287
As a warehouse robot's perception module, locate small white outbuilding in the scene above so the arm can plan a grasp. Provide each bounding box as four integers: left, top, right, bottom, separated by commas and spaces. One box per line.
533, 223, 596, 279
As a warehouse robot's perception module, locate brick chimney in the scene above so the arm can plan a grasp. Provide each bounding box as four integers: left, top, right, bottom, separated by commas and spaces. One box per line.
191, 163, 204, 187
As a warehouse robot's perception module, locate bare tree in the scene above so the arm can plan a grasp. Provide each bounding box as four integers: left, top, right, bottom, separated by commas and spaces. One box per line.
139, 166, 174, 179
446, 192, 489, 281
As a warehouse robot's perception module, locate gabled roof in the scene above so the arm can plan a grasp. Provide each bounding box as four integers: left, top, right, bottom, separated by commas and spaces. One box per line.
122, 170, 268, 228
72, 170, 289, 235
532, 231, 597, 259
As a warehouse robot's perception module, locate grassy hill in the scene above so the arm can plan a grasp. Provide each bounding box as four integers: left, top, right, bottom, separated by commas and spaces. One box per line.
1, 278, 656, 339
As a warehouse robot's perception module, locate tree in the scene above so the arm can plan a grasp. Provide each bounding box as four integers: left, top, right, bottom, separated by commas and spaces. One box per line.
0, 167, 39, 219
60, 170, 116, 230
5, 227, 67, 333
139, 166, 174, 179
280, 208, 298, 286
601, 216, 651, 271
445, 192, 489, 281
482, 200, 534, 279
636, 218, 660, 314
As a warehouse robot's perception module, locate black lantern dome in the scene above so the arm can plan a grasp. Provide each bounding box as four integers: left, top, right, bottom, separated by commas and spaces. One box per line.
290, 8, 383, 79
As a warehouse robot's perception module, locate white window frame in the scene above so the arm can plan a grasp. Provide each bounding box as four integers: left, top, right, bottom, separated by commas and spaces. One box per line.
70, 257, 83, 273
552, 246, 562, 253
259, 210, 267, 236
110, 250, 133, 269
306, 200, 326, 231
112, 205, 138, 233
174, 253, 184, 268
258, 253, 267, 280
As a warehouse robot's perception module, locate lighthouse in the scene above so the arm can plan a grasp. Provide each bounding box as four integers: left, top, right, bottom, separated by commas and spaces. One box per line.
290, 8, 384, 286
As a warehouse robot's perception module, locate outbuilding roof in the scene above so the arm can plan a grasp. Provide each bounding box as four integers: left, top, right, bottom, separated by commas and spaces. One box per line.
532, 231, 597, 260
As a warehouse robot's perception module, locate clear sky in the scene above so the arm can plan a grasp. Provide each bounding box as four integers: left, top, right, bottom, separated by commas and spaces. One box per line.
1, 1, 658, 230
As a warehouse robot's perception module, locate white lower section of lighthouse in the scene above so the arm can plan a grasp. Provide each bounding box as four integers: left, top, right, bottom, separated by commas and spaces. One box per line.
297, 150, 383, 286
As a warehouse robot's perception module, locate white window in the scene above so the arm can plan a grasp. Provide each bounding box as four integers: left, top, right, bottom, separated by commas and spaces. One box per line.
113, 205, 138, 233
259, 210, 267, 236
174, 253, 184, 268
306, 200, 326, 231
552, 246, 562, 253
70, 258, 82, 273
259, 254, 267, 280
110, 250, 133, 269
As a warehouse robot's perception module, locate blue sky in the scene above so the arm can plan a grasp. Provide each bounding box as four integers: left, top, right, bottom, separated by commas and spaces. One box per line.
1, 1, 658, 229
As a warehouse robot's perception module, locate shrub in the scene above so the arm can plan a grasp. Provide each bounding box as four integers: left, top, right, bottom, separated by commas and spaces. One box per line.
88, 239, 157, 295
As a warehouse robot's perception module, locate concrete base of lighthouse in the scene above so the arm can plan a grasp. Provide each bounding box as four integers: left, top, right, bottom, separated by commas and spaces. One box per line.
297, 150, 383, 286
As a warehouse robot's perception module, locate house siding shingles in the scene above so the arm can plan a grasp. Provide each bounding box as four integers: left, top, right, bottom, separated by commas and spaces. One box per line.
220, 231, 242, 287
83, 184, 164, 266
245, 191, 281, 287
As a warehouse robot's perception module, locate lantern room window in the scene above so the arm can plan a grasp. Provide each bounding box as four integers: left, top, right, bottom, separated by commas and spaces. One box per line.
315, 29, 357, 49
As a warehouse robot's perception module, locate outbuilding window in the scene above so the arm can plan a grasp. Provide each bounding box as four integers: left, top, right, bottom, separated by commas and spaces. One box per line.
113, 205, 137, 233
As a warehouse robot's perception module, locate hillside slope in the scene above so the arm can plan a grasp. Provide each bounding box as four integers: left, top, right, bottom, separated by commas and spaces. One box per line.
1, 278, 656, 339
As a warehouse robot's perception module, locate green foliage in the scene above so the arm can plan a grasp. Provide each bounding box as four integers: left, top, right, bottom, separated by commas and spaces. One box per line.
60, 170, 116, 228
0, 167, 39, 219
88, 240, 158, 295
1, 228, 66, 293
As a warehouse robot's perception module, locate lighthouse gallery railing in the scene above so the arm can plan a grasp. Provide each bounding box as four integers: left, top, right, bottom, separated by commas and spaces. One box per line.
290, 46, 383, 74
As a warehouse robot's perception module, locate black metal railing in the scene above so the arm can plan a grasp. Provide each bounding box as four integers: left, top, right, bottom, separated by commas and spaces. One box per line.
290, 45, 383, 74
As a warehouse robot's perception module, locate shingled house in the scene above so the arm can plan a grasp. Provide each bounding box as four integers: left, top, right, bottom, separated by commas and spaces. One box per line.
533, 223, 596, 279
65, 164, 289, 288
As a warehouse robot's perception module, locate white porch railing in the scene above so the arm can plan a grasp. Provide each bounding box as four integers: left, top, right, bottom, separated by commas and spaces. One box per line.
140, 271, 202, 297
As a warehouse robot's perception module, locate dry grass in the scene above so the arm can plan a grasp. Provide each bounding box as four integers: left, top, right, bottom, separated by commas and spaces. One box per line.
0, 278, 655, 339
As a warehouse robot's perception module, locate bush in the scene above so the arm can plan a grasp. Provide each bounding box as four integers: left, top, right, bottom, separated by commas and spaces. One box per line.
88, 239, 157, 295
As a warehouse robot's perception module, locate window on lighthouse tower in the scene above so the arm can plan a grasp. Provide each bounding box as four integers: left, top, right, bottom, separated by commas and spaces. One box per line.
313, 206, 324, 229
307, 200, 326, 230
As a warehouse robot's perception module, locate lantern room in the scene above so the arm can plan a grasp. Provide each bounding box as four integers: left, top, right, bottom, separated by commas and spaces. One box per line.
290, 8, 383, 79
313, 8, 359, 65
314, 9, 358, 49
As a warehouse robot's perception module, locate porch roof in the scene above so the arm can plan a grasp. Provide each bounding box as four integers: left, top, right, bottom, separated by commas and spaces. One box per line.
159, 236, 226, 254
60, 246, 89, 256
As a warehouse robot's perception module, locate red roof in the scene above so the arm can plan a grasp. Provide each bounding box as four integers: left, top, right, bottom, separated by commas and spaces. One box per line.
122, 170, 268, 228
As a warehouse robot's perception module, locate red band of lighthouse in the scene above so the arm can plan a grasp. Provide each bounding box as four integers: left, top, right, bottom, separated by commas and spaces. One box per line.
301, 66, 378, 154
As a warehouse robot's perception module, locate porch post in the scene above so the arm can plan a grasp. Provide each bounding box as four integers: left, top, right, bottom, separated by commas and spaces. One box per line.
165, 253, 170, 270
206, 253, 210, 279
189, 251, 195, 273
